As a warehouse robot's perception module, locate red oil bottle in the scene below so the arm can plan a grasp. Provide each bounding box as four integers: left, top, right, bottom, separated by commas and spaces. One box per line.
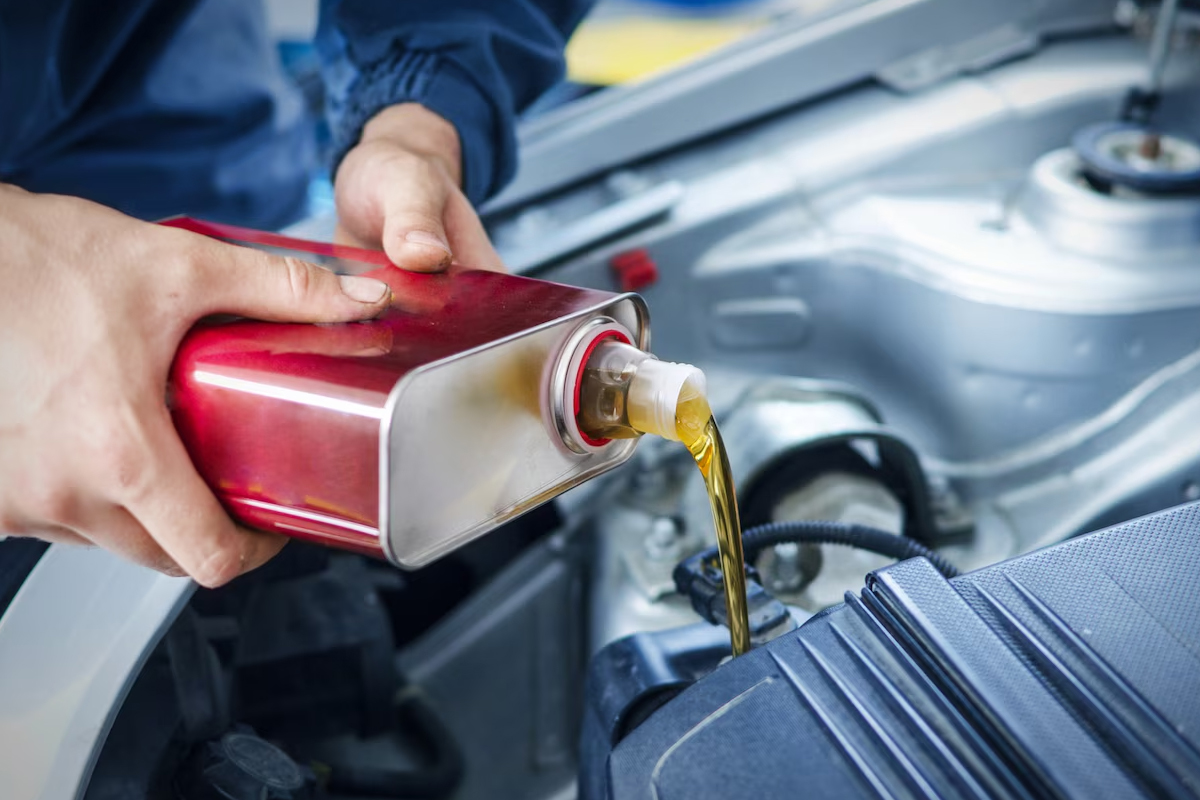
167, 219, 702, 568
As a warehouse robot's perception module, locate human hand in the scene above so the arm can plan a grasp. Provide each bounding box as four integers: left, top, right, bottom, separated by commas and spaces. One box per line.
334, 103, 506, 272
0, 185, 393, 586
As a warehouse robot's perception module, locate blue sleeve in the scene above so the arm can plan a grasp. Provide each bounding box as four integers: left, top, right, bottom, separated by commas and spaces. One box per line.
317, 0, 594, 205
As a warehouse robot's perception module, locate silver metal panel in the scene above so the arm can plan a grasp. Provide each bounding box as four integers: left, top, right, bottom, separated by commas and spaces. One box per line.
678, 380, 924, 540
0, 546, 192, 800
488, 0, 1116, 210
1019, 148, 1200, 256
508, 34, 1200, 622
514, 38, 1200, 461
383, 296, 648, 567
502, 182, 685, 273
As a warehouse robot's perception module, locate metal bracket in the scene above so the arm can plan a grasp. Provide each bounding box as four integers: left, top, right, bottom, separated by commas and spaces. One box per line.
498, 182, 684, 274
876, 24, 1040, 92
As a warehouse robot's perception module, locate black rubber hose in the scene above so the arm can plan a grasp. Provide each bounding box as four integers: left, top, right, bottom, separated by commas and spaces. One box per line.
697, 520, 960, 580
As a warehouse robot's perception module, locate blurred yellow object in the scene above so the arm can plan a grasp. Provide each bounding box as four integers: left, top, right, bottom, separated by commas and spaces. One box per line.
566, 16, 765, 85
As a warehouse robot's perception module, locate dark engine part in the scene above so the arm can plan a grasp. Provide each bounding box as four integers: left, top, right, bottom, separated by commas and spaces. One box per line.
176, 730, 314, 800
0, 538, 49, 619
739, 441, 946, 543
671, 520, 959, 647
671, 553, 794, 646
583, 501, 1200, 799
712, 382, 954, 545
85, 549, 467, 800
230, 556, 400, 739
83, 503, 582, 800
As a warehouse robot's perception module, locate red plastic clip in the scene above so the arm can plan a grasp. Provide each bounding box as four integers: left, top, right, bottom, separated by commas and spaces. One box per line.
610, 249, 659, 293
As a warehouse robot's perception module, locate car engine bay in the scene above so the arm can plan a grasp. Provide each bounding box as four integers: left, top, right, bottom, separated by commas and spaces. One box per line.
6, 1, 1200, 798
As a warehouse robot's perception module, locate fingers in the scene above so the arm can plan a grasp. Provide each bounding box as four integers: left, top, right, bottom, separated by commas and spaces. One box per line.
7, 526, 90, 547
122, 408, 287, 588
196, 318, 394, 359
187, 235, 392, 324
4, 511, 186, 579
74, 505, 187, 577
337, 182, 504, 274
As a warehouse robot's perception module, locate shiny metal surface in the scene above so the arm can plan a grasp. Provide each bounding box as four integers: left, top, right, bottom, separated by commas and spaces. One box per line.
508, 34, 1200, 645
0, 547, 192, 800
590, 499, 705, 650
382, 295, 648, 567
550, 317, 636, 455
1146, 0, 1182, 95
487, 0, 1116, 209
680, 379, 933, 552
499, 182, 684, 273
764, 472, 904, 609
169, 220, 654, 568
1019, 147, 1200, 255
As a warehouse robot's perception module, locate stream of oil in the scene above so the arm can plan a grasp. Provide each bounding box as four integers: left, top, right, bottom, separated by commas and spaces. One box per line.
675, 389, 752, 657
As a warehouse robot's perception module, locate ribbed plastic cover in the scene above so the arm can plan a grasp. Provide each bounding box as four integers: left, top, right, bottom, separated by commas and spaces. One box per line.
599, 502, 1200, 800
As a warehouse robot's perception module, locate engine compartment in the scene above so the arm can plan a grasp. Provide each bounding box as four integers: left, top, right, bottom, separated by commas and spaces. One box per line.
589, 502, 1200, 800
69, 10, 1200, 800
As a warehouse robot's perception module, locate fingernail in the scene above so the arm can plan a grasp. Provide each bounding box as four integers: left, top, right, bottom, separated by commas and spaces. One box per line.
404, 230, 452, 256
338, 275, 391, 304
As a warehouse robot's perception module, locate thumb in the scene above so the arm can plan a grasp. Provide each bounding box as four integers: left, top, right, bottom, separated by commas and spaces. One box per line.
383, 213, 453, 272
380, 175, 454, 272
193, 237, 392, 323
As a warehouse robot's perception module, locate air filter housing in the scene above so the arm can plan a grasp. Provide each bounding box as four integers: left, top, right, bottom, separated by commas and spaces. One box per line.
584, 501, 1200, 799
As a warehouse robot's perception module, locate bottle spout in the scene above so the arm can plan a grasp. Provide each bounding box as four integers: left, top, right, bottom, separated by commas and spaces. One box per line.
627, 359, 708, 442
570, 326, 707, 444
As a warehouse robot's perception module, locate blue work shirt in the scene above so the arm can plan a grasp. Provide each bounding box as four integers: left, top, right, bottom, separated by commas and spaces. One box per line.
0, 0, 590, 229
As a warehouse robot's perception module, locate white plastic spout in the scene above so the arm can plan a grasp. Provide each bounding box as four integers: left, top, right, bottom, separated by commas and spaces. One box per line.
627, 359, 708, 442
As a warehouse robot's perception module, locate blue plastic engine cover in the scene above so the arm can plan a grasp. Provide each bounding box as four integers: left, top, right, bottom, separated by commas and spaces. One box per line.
584, 502, 1200, 799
